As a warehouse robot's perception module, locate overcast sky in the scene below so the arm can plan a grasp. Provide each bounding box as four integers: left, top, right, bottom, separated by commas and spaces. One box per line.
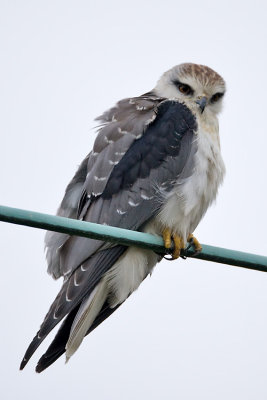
1, 1, 267, 399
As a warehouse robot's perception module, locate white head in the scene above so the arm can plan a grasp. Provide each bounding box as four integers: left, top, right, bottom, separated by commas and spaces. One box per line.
154, 63, 226, 117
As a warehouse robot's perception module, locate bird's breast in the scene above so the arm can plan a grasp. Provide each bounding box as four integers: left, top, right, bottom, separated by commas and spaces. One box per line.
153, 126, 225, 241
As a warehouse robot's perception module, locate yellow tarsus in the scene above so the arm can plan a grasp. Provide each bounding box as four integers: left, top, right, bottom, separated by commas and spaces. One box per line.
172, 234, 185, 259
163, 228, 172, 249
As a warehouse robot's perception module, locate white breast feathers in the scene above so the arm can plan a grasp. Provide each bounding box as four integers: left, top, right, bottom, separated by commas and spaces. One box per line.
155, 126, 225, 243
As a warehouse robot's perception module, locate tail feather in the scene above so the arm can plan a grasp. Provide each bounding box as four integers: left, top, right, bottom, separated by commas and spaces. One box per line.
35, 305, 79, 373
35, 301, 123, 372
20, 245, 126, 370
65, 279, 108, 361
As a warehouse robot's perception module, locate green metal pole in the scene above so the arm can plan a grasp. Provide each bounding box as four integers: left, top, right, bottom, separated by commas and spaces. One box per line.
0, 205, 266, 272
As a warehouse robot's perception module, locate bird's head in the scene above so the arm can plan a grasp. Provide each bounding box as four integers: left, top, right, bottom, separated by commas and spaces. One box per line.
154, 63, 226, 117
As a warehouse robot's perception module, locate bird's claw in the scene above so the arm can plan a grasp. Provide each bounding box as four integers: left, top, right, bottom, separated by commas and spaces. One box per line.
163, 231, 202, 260
162, 228, 185, 260
185, 234, 202, 256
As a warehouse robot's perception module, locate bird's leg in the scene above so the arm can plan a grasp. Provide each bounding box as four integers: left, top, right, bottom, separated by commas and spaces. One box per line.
187, 233, 202, 253
162, 228, 185, 259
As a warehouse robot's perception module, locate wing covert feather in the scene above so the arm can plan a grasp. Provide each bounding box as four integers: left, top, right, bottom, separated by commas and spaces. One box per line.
60, 101, 197, 275
46, 94, 161, 279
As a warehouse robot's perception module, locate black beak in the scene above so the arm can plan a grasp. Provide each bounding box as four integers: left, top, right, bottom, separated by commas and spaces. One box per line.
195, 96, 207, 113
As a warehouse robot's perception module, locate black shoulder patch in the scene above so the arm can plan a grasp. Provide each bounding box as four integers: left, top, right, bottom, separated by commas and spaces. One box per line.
102, 101, 197, 199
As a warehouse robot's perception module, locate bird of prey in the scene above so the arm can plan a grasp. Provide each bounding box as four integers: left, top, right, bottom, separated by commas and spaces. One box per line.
20, 63, 226, 372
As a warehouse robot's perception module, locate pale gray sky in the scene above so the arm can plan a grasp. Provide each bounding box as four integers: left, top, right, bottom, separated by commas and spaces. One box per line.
1, 1, 267, 399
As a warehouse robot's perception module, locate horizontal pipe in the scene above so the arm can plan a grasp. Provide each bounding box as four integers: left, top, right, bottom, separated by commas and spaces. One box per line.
0, 205, 266, 272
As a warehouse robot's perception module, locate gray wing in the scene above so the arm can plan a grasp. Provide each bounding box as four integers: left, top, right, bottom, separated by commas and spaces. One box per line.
45, 93, 163, 279
54, 100, 197, 278
20, 99, 197, 371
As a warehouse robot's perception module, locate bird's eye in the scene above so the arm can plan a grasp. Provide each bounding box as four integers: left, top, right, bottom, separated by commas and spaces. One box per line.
210, 92, 224, 103
178, 83, 193, 95
173, 80, 193, 96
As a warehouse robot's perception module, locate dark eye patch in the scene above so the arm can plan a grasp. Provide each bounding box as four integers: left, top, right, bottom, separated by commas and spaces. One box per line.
210, 92, 224, 103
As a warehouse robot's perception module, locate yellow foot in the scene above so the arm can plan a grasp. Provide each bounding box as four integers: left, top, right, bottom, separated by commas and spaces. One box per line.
187, 234, 202, 253
162, 228, 185, 259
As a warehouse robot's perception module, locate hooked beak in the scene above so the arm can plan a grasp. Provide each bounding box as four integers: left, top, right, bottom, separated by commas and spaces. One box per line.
195, 96, 207, 113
